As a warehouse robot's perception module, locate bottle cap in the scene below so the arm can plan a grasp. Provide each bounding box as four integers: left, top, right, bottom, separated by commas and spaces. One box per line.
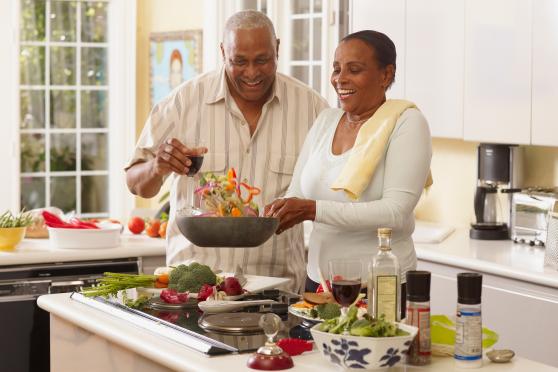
377, 227, 392, 237
406, 270, 431, 302
457, 272, 482, 305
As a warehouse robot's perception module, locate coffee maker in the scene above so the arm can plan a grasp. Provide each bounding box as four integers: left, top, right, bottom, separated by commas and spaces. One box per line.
470, 144, 523, 240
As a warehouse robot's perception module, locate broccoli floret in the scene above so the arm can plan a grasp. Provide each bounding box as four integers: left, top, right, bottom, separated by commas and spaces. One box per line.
177, 275, 199, 292
309, 308, 318, 318
315, 303, 341, 320
168, 265, 189, 289
169, 263, 216, 292
188, 264, 216, 288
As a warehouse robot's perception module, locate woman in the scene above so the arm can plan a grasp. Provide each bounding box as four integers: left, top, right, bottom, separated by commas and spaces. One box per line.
265, 30, 431, 318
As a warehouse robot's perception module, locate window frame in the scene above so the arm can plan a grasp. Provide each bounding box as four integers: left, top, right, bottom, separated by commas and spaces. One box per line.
0, 0, 136, 220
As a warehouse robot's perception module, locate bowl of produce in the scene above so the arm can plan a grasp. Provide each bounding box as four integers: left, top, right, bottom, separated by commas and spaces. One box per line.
310, 306, 418, 370
0, 210, 33, 251
176, 168, 278, 247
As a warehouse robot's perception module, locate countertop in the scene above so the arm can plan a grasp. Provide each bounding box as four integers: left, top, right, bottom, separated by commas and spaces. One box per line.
38, 293, 557, 372
414, 227, 558, 289
0, 234, 166, 266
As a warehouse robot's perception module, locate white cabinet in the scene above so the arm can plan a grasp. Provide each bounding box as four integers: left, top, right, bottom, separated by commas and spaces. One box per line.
463, 0, 532, 144
351, 0, 406, 99
418, 260, 558, 367
531, 0, 558, 146
406, 0, 464, 139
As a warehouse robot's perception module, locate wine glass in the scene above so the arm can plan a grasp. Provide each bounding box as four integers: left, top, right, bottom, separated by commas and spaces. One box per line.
329, 259, 362, 319
183, 140, 205, 215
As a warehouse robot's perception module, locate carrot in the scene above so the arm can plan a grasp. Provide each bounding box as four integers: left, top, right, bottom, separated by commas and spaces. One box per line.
231, 207, 242, 217
154, 280, 167, 288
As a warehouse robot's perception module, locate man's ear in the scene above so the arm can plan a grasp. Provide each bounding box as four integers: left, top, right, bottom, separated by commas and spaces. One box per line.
276, 38, 280, 59
220, 42, 226, 62
383, 65, 395, 89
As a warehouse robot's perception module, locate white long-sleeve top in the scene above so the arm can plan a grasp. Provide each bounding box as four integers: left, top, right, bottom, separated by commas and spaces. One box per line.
285, 107, 432, 283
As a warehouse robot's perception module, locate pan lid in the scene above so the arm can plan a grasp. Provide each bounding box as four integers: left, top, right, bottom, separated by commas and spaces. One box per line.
198, 312, 263, 334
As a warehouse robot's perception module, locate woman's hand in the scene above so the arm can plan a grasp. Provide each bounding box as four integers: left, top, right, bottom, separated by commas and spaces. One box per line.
264, 198, 316, 234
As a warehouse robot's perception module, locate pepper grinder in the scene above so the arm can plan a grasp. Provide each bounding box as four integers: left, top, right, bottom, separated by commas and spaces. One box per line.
247, 313, 294, 370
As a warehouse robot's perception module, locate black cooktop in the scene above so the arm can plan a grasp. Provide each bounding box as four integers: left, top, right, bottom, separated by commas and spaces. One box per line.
71, 290, 315, 356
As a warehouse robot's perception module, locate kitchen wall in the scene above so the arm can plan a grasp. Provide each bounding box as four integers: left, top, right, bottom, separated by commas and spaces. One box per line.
415, 139, 558, 227
135, 0, 203, 209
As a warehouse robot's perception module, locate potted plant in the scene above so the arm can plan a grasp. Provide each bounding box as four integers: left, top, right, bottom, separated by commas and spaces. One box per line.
0, 210, 33, 251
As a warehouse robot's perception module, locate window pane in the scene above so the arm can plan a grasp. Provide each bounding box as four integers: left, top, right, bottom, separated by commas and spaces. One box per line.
82, 175, 108, 213
20, 133, 45, 173
81, 47, 108, 85
20, 90, 45, 129
313, 65, 321, 92
260, 0, 268, 13
82, 133, 107, 171
21, 177, 46, 210
20, 0, 45, 42
50, 47, 76, 85
291, 66, 309, 85
51, 176, 76, 212
20, 46, 45, 85
314, 0, 323, 12
313, 18, 322, 60
291, 0, 310, 14
81, 1, 108, 43
50, 134, 76, 171
50, 90, 76, 128
81, 90, 107, 128
50, 1, 77, 42
291, 19, 309, 60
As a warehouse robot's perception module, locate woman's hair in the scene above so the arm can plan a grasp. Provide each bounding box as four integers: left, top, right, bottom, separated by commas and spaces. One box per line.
341, 30, 396, 87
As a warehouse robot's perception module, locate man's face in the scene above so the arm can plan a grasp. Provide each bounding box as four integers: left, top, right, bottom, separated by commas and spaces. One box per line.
221, 27, 279, 104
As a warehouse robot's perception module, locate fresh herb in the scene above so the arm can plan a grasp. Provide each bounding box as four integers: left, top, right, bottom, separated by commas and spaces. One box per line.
81, 272, 157, 298
124, 295, 151, 309
0, 210, 33, 228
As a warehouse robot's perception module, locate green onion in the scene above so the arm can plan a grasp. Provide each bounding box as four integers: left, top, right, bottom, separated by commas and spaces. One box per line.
0, 210, 33, 228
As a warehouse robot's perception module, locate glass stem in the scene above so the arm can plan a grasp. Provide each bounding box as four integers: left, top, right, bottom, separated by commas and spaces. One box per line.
185, 176, 195, 210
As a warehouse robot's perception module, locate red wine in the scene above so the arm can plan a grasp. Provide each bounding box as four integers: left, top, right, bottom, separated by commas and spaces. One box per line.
187, 155, 204, 176
332, 280, 361, 307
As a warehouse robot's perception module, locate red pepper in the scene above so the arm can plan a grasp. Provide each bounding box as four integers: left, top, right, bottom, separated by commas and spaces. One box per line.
239, 182, 261, 204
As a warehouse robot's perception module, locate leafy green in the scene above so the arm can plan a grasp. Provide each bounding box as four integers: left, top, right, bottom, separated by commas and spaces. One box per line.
0, 210, 33, 228
81, 272, 157, 298
317, 306, 409, 337
315, 303, 341, 320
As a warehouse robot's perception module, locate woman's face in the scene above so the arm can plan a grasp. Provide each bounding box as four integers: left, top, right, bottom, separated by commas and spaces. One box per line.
330, 39, 393, 115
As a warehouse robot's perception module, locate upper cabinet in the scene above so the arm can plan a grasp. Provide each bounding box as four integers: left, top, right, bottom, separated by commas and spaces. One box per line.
406, 0, 464, 139
350, 0, 558, 147
352, 0, 406, 99
463, 0, 532, 144
531, 0, 558, 146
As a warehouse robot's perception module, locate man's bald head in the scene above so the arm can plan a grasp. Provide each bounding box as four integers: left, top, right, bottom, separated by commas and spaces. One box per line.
223, 10, 277, 49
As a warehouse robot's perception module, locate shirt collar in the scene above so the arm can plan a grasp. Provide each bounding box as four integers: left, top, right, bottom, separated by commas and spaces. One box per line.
204, 66, 282, 105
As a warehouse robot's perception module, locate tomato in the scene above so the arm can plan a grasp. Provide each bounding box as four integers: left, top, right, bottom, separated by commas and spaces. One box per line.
158, 221, 168, 239
127, 216, 145, 234
146, 219, 161, 238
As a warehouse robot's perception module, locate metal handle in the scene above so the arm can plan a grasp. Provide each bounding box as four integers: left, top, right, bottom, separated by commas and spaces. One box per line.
0, 259, 139, 274
0, 295, 38, 302
50, 280, 84, 287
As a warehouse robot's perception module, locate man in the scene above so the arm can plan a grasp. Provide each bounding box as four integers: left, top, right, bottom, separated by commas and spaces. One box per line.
125, 10, 328, 292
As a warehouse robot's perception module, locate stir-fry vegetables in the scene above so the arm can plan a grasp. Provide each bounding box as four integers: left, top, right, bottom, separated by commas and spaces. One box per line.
195, 168, 261, 217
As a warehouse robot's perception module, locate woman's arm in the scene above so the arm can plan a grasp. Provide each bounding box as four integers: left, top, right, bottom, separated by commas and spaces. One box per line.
316, 110, 432, 230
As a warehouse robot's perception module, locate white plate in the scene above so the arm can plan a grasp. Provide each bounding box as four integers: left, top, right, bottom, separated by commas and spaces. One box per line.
288, 305, 324, 323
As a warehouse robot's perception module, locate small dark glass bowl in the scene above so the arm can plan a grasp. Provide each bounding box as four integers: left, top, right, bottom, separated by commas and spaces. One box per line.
176, 216, 279, 247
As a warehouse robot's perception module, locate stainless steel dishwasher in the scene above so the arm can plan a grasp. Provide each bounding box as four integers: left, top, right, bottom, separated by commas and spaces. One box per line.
0, 258, 140, 372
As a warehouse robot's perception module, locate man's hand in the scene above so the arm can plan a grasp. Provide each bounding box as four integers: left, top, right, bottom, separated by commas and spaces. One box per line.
264, 198, 316, 234
153, 138, 208, 177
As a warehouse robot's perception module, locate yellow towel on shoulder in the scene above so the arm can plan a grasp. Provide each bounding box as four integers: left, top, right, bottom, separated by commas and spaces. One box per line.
331, 99, 433, 200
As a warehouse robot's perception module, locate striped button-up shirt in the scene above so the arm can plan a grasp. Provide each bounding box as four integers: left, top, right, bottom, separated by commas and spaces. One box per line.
127, 67, 328, 292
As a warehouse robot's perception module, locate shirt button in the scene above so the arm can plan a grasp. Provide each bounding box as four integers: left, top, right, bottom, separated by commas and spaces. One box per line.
246, 148, 250, 154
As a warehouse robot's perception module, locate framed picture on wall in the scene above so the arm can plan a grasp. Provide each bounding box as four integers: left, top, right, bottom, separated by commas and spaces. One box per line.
149, 30, 203, 107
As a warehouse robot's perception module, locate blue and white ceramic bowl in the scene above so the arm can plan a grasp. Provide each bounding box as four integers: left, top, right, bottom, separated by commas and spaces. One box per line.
310, 322, 418, 370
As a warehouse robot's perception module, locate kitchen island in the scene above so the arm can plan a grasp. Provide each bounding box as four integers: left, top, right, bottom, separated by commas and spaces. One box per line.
415, 227, 558, 367
38, 293, 556, 372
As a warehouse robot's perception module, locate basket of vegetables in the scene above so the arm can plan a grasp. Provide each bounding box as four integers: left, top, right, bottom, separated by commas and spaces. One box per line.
310, 305, 418, 370
176, 168, 278, 247
0, 210, 33, 251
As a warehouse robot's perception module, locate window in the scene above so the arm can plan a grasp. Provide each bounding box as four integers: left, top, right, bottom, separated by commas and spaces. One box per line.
0, 0, 135, 219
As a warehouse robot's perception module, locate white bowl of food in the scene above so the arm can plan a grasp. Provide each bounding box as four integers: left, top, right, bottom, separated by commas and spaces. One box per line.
48, 223, 121, 249
310, 318, 418, 370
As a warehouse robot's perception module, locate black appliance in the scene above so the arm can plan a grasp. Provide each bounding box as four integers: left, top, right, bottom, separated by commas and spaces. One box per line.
0, 258, 139, 372
470, 143, 523, 240
71, 290, 308, 355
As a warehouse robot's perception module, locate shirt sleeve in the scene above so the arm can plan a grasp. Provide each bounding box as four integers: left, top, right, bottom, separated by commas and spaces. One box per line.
124, 91, 182, 171
315, 109, 432, 230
